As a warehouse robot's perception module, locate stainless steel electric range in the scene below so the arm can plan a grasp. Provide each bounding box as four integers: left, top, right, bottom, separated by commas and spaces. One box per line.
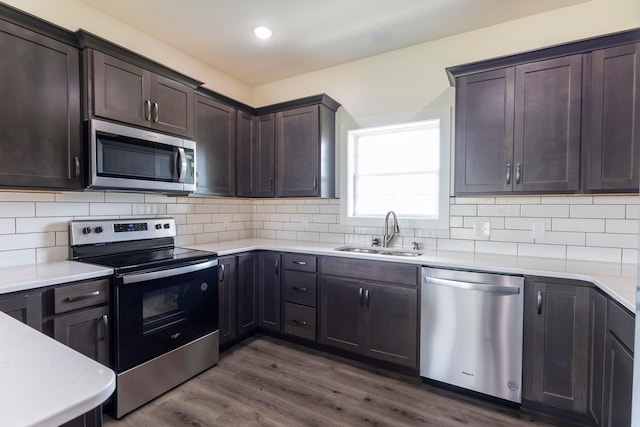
69, 217, 219, 419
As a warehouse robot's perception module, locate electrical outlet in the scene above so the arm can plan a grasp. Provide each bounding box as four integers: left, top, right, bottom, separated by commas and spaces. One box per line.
473, 221, 491, 237
223, 217, 230, 228
532, 222, 546, 240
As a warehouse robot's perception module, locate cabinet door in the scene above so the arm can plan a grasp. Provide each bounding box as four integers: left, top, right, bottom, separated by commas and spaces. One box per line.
194, 95, 237, 196
258, 252, 281, 331
364, 283, 418, 368
0, 292, 42, 331
319, 276, 364, 352
454, 68, 515, 194
218, 256, 237, 346
92, 50, 150, 127
237, 253, 258, 336
0, 19, 81, 190
276, 106, 320, 197
524, 278, 589, 413
587, 43, 640, 192
53, 305, 109, 367
588, 290, 607, 426
513, 55, 582, 193
236, 110, 256, 196
602, 333, 633, 427
255, 114, 276, 197
150, 73, 194, 137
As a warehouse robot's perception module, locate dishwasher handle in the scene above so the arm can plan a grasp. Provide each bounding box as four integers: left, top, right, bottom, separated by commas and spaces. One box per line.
425, 276, 521, 295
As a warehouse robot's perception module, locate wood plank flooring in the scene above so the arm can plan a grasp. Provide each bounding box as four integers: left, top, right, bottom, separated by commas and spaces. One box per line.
105, 335, 555, 427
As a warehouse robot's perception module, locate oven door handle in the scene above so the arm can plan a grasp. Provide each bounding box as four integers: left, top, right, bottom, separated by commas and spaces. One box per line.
121, 259, 218, 284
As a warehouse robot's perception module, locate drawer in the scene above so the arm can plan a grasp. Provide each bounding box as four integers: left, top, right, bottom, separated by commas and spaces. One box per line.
283, 271, 317, 306
54, 278, 110, 314
284, 302, 316, 341
319, 256, 418, 286
608, 299, 635, 351
284, 253, 317, 272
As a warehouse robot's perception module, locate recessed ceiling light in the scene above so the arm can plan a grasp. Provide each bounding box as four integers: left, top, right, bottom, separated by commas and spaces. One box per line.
253, 26, 273, 40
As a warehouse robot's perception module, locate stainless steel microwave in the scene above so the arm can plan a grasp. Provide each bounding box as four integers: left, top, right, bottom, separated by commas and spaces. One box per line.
86, 119, 196, 193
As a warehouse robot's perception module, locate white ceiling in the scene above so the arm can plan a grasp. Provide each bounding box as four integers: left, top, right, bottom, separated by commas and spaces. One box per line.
78, 0, 589, 86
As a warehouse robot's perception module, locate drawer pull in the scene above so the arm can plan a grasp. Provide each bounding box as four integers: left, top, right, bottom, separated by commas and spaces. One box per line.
66, 290, 100, 302
293, 261, 308, 265
292, 286, 308, 292
292, 319, 308, 326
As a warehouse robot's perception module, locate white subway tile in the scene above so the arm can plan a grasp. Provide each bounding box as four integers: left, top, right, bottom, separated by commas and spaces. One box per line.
233, 213, 252, 222
269, 213, 291, 222
220, 230, 240, 241
450, 228, 488, 240
263, 200, 284, 205
541, 196, 592, 205
90, 203, 132, 216
256, 230, 277, 239
303, 199, 329, 205
319, 233, 345, 243
174, 234, 195, 246
552, 218, 605, 233
495, 197, 540, 205
626, 204, 639, 219
105, 192, 145, 203
0, 192, 54, 202
518, 243, 566, 259
0, 232, 55, 250
328, 224, 355, 234
297, 205, 321, 214
504, 217, 552, 230
449, 216, 463, 228
415, 229, 450, 238
450, 205, 476, 216
520, 205, 569, 218
311, 214, 337, 224
176, 224, 203, 235
37, 202, 89, 217
305, 223, 329, 233
0, 249, 36, 268
437, 239, 474, 252
256, 205, 277, 213
537, 231, 585, 246
226, 222, 246, 232
173, 214, 187, 224
0, 202, 35, 218
0, 219, 15, 234
570, 205, 625, 219
297, 232, 320, 242
454, 197, 495, 205
238, 230, 254, 239
253, 213, 270, 222
16, 217, 70, 233
320, 204, 340, 214
187, 214, 212, 224
195, 204, 220, 214
145, 194, 176, 203
490, 229, 533, 243
56, 192, 105, 203
195, 233, 219, 244
593, 195, 638, 205
264, 222, 284, 230
218, 205, 240, 214
166, 203, 195, 214
276, 231, 297, 240
56, 231, 69, 246
345, 234, 374, 245
567, 246, 621, 263
238, 204, 254, 213
475, 241, 517, 256
463, 217, 504, 229
622, 249, 638, 264
283, 222, 305, 232
586, 233, 638, 249
276, 205, 298, 213
477, 205, 520, 217
606, 219, 638, 234
36, 246, 68, 263
132, 204, 167, 215
355, 226, 381, 235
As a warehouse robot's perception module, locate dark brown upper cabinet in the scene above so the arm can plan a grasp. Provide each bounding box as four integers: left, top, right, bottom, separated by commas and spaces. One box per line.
585, 43, 640, 192
0, 11, 82, 190
194, 94, 237, 196
454, 55, 582, 195
78, 31, 201, 139
257, 94, 340, 198
237, 113, 276, 197
449, 28, 640, 196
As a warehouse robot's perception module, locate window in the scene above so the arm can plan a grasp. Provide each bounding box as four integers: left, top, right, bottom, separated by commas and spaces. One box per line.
340, 110, 450, 229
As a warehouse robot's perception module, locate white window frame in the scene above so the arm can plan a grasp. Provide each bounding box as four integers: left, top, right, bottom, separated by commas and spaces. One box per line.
339, 108, 450, 230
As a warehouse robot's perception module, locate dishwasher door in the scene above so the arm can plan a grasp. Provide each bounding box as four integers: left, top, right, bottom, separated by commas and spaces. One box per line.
420, 267, 524, 403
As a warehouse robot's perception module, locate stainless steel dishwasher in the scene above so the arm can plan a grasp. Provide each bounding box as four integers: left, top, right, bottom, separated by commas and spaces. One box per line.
420, 267, 524, 403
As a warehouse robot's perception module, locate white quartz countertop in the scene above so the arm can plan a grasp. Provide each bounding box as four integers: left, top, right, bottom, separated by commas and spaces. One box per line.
0, 261, 113, 295
187, 238, 638, 312
0, 311, 115, 427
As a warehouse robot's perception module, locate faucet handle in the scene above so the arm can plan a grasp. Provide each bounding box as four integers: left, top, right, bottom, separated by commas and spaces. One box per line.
411, 241, 419, 250
372, 238, 380, 247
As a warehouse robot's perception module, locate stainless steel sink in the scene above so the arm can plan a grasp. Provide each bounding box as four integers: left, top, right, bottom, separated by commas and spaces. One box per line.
334, 246, 422, 257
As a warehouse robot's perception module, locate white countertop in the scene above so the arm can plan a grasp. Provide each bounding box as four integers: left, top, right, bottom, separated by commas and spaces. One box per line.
0, 311, 115, 427
0, 261, 112, 295
187, 238, 638, 312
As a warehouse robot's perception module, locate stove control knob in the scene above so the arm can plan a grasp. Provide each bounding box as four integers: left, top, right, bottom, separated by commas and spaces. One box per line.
82, 226, 92, 235
163, 223, 170, 229
155, 224, 162, 230
94, 226, 103, 234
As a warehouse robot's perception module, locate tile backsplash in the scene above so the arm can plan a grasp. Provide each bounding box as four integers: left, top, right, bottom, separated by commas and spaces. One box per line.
0, 191, 637, 268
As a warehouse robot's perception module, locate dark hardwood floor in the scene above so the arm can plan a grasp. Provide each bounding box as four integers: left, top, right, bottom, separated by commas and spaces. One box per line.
105, 335, 555, 426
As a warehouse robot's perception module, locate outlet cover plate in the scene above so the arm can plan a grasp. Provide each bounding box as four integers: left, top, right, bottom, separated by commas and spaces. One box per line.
473, 221, 491, 237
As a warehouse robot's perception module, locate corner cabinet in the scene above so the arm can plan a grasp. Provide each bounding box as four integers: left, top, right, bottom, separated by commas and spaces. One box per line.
0, 14, 82, 190
78, 31, 201, 138
194, 94, 237, 196
318, 257, 418, 368
237, 252, 258, 337
237, 113, 276, 197
218, 255, 238, 346
258, 252, 282, 331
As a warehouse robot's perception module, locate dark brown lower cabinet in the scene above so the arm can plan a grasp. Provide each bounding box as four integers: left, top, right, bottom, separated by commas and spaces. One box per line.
588, 290, 607, 426
258, 252, 282, 331
0, 290, 42, 331
53, 305, 109, 366
237, 253, 258, 336
218, 255, 237, 346
523, 277, 590, 414
319, 275, 418, 368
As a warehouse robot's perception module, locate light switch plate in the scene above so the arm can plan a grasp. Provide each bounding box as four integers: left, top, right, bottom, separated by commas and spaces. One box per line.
532, 222, 546, 240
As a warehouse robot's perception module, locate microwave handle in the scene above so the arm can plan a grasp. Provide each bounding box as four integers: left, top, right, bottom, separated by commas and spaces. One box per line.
176, 147, 187, 183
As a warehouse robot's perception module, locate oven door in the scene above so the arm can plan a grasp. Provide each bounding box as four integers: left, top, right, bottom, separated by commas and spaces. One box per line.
114, 258, 218, 372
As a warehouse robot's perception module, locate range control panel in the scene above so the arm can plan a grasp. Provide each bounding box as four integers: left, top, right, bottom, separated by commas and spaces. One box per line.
70, 217, 176, 246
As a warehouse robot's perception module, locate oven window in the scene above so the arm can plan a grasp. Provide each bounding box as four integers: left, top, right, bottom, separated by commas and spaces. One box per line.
142, 284, 183, 321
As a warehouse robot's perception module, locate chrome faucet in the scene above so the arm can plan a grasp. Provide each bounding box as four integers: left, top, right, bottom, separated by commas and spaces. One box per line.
383, 210, 400, 247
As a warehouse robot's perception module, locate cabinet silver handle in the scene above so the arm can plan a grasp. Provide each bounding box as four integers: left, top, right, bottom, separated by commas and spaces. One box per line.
100, 314, 108, 341
365, 289, 370, 307
516, 163, 521, 184
506, 163, 511, 185
292, 319, 307, 326
269, 177, 273, 190
66, 290, 100, 302
218, 264, 225, 282
275, 258, 279, 275
144, 100, 151, 121
312, 174, 317, 189
74, 157, 80, 180
153, 102, 159, 122
359, 287, 363, 305
292, 286, 307, 292
537, 290, 543, 315
293, 261, 307, 265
